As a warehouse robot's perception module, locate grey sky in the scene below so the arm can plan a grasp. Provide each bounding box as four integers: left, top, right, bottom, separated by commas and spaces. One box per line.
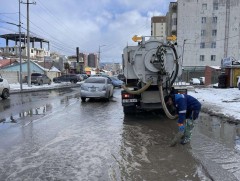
0, 0, 176, 62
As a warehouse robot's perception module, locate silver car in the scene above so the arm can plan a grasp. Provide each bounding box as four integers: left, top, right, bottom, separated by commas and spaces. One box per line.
80, 77, 114, 102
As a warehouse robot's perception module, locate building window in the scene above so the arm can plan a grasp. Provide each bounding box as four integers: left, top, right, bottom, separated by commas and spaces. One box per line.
173, 18, 177, 25
212, 29, 217, 36
211, 55, 216, 61
202, 17, 206, 23
212, 17, 217, 23
201, 30, 206, 36
211, 42, 216, 48
200, 42, 205, 48
213, 3, 218, 10
200, 55, 205, 61
202, 3, 207, 10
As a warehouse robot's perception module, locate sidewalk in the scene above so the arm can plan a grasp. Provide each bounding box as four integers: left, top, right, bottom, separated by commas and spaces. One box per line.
10, 82, 82, 94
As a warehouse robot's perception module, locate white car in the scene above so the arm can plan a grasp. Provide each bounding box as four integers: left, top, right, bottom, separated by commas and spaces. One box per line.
80, 77, 114, 102
0, 76, 10, 99
190, 78, 200, 85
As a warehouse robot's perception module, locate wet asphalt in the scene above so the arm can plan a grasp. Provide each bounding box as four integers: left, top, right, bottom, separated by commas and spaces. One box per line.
0, 87, 239, 180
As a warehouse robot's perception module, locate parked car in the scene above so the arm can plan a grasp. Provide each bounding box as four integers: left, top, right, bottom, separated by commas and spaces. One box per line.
53, 74, 80, 83
0, 75, 10, 99
77, 74, 88, 81
199, 77, 205, 85
190, 78, 200, 85
30, 73, 51, 85
109, 76, 123, 88
117, 74, 126, 83
80, 77, 114, 102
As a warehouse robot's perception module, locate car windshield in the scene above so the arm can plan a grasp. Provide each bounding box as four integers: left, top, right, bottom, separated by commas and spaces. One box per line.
85, 78, 105, 84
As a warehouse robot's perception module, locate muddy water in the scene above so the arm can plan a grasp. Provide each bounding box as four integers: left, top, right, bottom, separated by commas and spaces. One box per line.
191, 113, 240, 181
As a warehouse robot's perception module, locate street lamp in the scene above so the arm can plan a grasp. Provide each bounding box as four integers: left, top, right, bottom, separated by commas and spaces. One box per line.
98, 45, 106, 68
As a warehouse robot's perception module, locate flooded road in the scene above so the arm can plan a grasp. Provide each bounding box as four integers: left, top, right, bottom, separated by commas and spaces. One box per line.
0, 88, 239, 180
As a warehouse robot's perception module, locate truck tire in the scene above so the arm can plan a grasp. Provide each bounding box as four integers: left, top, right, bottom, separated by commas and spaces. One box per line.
1, 89, 9, 99
123, 106, 136, 115
81, 97, 86, 102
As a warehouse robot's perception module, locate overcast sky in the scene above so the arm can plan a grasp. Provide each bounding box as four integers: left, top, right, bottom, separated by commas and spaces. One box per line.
0, 0, 176, 62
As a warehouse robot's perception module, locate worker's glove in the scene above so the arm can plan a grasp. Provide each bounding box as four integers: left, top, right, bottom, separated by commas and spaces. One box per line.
178, 123, 185, 133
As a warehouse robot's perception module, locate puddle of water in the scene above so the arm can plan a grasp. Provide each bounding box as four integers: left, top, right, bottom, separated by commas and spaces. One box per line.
191, 113, 240, 180
196, 113, 240, 150
0, 104, 52, 124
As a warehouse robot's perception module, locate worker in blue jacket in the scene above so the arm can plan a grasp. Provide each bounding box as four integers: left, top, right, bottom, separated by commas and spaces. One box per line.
165, 93, 201, 145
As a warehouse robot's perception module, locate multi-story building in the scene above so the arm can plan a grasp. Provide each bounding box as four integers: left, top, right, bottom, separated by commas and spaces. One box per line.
151, 16, 167, 39
166, 2, 178, 37
177, 0, 240, 69
88, 53, 98, 68
0, 33, 50, 61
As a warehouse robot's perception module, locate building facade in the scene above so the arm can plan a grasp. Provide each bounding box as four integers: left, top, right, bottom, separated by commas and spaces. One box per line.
151, 16, 167, 39
88, 53, 98, 68
166, 2, 178, 37
0, 33, 50, 61
177, 0, 240, 69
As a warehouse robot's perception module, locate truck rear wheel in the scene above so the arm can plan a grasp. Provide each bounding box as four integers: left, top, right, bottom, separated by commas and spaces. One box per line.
123, 106, 136, 115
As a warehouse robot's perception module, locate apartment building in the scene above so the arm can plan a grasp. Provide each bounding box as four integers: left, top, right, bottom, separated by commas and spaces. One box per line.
166, 2, 178, 37
177, 0, 240, 69
151, 16, 167, 39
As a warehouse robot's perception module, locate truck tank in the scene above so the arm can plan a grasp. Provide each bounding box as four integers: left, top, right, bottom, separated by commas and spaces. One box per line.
121, 36, 184, 118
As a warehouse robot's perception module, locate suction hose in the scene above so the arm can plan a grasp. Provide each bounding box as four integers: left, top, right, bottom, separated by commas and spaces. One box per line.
158, 83, 178, 119
122, 80, 152, 95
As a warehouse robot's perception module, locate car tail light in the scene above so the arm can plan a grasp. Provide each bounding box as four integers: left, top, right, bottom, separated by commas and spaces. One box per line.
122, 93, 132, 98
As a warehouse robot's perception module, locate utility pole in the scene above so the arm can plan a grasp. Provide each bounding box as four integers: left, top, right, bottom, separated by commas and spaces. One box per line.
21, 0, 36, 86
19, 0, 23, 91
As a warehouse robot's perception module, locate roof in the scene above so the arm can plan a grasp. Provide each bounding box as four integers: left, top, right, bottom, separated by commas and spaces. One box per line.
0, 59, 18, 68
209, 66, 221, 70
0, 33, 49, 43
151, 16, 166, 23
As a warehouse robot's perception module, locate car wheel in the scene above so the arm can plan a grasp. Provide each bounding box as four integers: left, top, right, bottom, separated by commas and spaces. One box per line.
48, 80, 52, 85
81, 97, 86, 102
1, 89, 10, 99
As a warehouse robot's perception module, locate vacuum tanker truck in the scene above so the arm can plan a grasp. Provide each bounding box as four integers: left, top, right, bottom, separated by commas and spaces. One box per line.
121, 36, 186, 117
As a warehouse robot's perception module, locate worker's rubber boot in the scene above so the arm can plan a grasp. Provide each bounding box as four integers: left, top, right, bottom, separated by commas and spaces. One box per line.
181, 119, 194, 145
169, 131, 184, 147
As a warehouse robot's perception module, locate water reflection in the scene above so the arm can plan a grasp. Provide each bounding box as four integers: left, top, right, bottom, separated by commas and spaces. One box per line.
0, 104, 53, 124
197, 113, 240, 150
0, 99, 11, 111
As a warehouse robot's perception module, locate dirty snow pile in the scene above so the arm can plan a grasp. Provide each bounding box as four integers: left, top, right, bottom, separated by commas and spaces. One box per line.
188, 87, 240, 121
